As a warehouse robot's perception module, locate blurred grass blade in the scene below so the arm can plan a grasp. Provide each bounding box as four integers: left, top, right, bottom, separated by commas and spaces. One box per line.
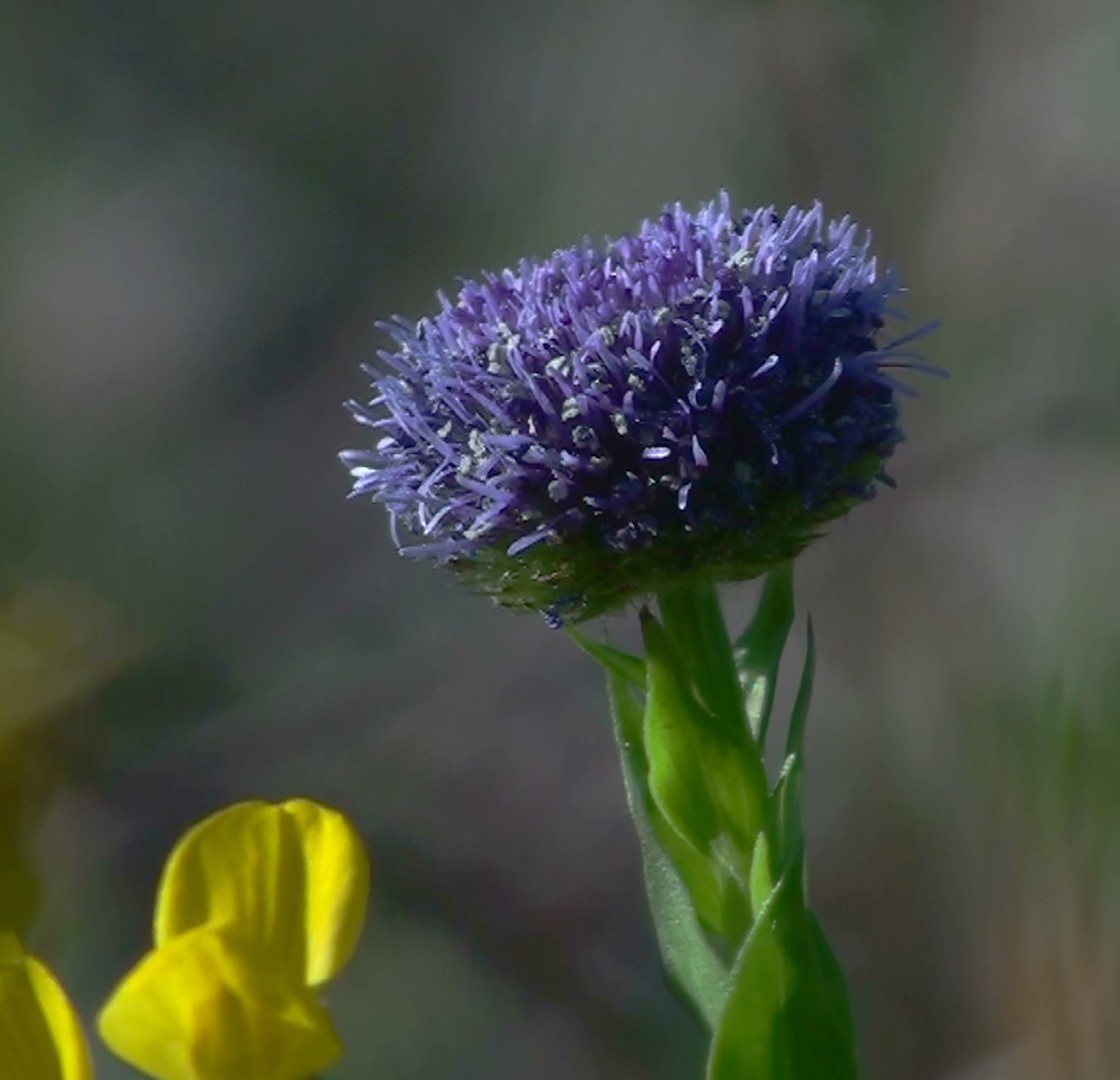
734, 565, 794, 744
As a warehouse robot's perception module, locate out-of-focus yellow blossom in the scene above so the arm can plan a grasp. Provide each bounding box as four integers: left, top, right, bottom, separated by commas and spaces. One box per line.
0, 932, 94, 1080
0, 581, 138, 934
98, 799, 371, 1080
0, 582, 136, 742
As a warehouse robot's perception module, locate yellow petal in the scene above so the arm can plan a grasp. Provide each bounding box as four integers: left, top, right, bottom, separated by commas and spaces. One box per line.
0, 936, 94, 1080
281, 799, 371, 987
98, 924, 341, 1080
25, 958, 96, 1080
153, 802, 306, 980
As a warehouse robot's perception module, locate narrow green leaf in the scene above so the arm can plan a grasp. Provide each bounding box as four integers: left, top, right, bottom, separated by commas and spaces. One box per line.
658, 583, 745, 730
604, 676, 725, 936
578, 638, 729, 938
748, 832, 773, 922
805, 912, 857, 1037
605, 671, 727, 935
771, 754, 804, 874
641, 610, 722, 851
784, 615, 816, 762
734, 565, 795, 744
706, 863, 859, 1080
714, 862, 753, 948
664, 845, 744, 946
605, 669, 731, 1029
767, 616, 815, 869
605, 666, 646, 765
642, 609, 769, 863
568, 630, 646, 690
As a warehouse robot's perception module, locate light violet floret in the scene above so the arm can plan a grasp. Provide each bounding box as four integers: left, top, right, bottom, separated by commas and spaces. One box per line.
342, 192, 940, 619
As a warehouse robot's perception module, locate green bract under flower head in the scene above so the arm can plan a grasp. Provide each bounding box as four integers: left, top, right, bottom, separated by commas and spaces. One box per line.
343, 193, 939, 624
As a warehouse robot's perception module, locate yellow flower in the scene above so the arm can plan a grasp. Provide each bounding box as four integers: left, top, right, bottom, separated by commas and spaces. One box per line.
99, 799, 371, 1080
0, 581, 136, 935
0, 932, 94, 1080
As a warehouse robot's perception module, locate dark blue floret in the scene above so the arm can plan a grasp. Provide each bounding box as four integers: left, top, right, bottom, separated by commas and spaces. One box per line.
343, 193, 938, 621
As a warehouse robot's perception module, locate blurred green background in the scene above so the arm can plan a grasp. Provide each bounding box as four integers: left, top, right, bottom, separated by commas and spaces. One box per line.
1, 0, 1118, 1076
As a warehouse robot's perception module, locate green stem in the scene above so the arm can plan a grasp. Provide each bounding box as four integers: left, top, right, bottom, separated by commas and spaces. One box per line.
657, 582, 746, 730
580, 572, 859, 1076
655, 582, 774, 860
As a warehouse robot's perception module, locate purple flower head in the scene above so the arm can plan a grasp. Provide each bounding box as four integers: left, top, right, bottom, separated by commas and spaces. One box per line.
343, 193, 939, 624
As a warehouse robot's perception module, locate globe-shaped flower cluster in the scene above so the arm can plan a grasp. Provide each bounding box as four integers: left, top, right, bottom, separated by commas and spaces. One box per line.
343, 193, 936, 623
